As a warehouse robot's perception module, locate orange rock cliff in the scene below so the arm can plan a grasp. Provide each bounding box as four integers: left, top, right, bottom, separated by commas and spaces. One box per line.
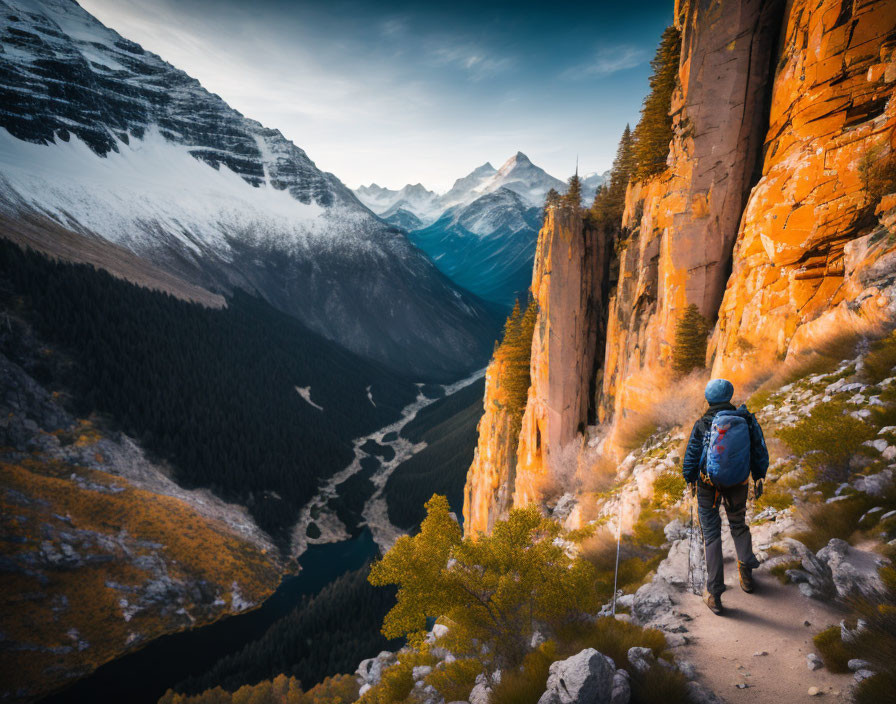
463, 0, 896, 536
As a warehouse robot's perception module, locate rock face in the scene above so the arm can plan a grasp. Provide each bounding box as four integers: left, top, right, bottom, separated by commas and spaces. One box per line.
463, 0, 896, 532
516, 209, 608, 506
714, 0, 896, 382
464, 208, 609, 534
463, 353, 524, 535
600, 0, 785, 423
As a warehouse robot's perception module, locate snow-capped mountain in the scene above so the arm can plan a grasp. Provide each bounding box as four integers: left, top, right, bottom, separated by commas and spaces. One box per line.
437, 162, 498, 211
0, 0, 499, 378
582, 170, 611, 202
356, 154, 565, 228
410, 188, 542, 307
354, 182, 441, 226
365, 153, 564, 307
474, 152, 566, 207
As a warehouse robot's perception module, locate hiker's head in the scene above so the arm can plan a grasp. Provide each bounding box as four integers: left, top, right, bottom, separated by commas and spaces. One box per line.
704, 378, 734, 405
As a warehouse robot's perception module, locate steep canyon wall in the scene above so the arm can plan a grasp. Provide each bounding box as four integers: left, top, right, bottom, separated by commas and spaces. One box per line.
463, 0, 896, 534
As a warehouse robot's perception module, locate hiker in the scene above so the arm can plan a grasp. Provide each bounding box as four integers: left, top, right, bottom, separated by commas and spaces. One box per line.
682, 378, 769, 614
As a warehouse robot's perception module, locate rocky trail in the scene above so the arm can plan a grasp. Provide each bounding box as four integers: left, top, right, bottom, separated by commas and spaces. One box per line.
627, 508, 884, 703
678, 560, 853, 702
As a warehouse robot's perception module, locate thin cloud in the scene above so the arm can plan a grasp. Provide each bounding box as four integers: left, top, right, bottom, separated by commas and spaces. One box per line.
429, 43, 515, 81
560, 46, 646, 80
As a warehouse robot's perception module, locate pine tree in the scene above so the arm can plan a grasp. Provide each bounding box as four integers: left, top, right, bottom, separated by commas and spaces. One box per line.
672, 304, 709, 376
563, 172, 582, 209
632, 25, 681, 180
589, 124, 636, 231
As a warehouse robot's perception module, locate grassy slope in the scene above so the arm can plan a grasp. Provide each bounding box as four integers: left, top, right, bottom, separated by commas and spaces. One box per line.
0, 454, 281, 701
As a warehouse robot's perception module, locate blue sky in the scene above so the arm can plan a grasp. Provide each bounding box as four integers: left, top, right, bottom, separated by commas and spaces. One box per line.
80, 0, 672, 191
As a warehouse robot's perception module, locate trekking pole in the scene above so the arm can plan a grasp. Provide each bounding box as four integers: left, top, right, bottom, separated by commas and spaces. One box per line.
611, 501, 622, 615
687, 492, 694, 592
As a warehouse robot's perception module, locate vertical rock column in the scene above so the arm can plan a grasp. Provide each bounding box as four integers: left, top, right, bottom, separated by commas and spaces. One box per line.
514, 208, 605, 507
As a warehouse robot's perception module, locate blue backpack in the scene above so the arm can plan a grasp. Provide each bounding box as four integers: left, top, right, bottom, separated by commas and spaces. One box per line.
701, 406, 754, 487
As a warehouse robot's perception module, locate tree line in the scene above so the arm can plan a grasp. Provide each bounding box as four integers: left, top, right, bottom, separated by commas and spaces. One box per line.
0, 240, 417, 546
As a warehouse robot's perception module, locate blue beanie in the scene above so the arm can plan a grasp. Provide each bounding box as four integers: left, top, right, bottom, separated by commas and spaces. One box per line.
705, 378, 734, 404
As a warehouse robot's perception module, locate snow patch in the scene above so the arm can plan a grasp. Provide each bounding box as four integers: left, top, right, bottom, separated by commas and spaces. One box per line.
295, 386, 323, 411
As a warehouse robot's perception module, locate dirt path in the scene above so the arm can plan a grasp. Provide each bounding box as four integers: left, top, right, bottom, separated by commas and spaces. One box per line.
677, 558, 854, 702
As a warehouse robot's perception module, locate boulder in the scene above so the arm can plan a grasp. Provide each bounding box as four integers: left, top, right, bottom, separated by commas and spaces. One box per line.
626, 647, 655, 674
610, 668, 630, 704
469, 674, 492, 704
816, 539, 885, 600
848, 659, 872, 672
806, 653, 823, 671
631, 581, 676, 626
537, 648, 616, 704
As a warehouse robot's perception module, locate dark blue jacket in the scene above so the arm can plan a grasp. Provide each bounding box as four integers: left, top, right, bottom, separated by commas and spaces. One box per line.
682, 402, 769, 483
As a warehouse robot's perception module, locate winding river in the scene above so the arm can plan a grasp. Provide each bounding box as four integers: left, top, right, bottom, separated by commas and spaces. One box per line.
40, 368, 485, 704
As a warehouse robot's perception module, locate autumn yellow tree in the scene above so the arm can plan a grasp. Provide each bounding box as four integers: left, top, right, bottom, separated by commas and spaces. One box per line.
368, 495, 599, 667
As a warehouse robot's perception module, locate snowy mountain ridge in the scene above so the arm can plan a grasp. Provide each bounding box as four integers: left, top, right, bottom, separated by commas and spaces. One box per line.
354, 153, 568, 228
0, 0, 498, 377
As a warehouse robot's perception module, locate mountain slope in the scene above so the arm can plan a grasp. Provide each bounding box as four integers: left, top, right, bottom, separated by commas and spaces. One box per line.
0, 0, 498, 379
410, 188, 543, 307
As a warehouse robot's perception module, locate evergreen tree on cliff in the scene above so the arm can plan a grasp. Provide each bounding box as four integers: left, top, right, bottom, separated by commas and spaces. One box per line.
590, 124, 635, 230
543, 188, 562, 220
633, 25, 681, 179
563, 172, 583, 209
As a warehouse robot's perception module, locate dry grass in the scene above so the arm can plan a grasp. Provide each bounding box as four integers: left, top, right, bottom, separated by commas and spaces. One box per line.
490, 641, 559, 704
777, 401, 876, 482
556, 618, 667, 671
581, 524, 665, 598
614, 372, 707, 453
755, 483, 794, 511
159, 673, 359, 704
0, 457, 281, 700
746, 331, 867, 409
862, 330, 896, 384
792, 492, 886, 552
769, 559, 802, 584
812, 626, 852, 672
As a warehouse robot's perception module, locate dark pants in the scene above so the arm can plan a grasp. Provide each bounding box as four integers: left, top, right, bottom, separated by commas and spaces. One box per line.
697, 481, 758, 596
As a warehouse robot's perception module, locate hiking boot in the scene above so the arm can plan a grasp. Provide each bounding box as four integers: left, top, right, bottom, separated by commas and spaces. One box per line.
703, 589, 723, 615
738, 561, 755, 593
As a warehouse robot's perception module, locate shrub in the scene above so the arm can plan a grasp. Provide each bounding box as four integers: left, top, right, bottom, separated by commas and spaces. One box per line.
653, 469, 685, 507
671, 305, 709, 377
755, 483, 794, 511
812, 626, 852, 672
369, 496, 600, 667
426, 657, 482, 703
490, 642, 559, 704
630, 662, 690, 704
777, 401, 876, 482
